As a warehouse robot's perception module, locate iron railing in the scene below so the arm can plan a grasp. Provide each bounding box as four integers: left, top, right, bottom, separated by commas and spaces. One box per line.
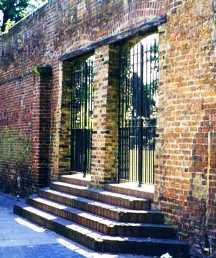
118, 37, 159, 185
70, 57, 94, 177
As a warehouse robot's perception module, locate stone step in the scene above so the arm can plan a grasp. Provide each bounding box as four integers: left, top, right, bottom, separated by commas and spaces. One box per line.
60, 174, 154, 200
104, 183, 154, 200
39, 188, 164, 223
51, 181, 150, 210
60, 173, 90, 187
14, 204, 190, 257
28, 197, 177, 238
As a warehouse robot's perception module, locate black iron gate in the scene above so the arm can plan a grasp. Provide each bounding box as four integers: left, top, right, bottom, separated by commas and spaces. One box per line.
118, 37, 159, 185
70, 57, 94, 176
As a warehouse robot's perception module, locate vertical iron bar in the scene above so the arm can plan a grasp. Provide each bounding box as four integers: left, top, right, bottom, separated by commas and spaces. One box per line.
83, 61, 88, 177
118, 48, 122, 183
135, 45, 138, 183
70, 67, 73, 171
138, 44, 144, 186
131, 50, 134, 181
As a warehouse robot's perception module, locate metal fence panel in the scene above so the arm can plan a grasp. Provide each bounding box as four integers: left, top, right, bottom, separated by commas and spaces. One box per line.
118, 36, 159, 185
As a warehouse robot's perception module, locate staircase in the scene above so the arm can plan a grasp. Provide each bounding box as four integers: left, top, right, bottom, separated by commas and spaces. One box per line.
14, 174, 190, 257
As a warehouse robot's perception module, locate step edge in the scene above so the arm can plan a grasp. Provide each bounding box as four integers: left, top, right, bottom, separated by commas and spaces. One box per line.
29, 196, 175, 230
40, 188, 162, 215
51, 182, 149, 202
14, 203, 187, 245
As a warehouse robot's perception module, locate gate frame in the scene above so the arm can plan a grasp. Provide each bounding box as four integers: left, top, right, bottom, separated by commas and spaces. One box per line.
59, 17, 166, 185
117, 34, 159, 186
69, 55, 94, 177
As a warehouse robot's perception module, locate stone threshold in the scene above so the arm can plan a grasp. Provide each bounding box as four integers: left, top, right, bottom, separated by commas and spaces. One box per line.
105, 182, 155, 200
61, 172, 91, 183
60, 172, 154, 200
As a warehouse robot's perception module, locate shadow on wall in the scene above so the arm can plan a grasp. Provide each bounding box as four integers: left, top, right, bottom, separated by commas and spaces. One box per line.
177, 107, 216, 256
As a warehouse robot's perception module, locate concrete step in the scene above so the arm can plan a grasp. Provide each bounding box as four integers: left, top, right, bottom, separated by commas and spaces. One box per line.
39, 188, 164, 223
14, 203, 190, 257
51, 181, 151, 210
28, 197, 177, 238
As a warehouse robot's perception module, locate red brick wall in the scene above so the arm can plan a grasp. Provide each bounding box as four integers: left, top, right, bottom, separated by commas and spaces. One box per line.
155, 0, 216, 242
0, 0, 165, 191
1, 0, 215, 243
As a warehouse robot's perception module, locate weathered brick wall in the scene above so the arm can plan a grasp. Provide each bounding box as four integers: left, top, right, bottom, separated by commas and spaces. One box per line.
155, 0, 216, 243
90, 45, 119, 185
0, 73, 33, 194
0, 0, 165, 191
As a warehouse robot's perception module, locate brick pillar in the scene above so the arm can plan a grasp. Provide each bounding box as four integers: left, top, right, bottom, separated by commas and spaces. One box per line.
59, 61, 73, 173
32, 65, 52, 189
91, 45, 119, 186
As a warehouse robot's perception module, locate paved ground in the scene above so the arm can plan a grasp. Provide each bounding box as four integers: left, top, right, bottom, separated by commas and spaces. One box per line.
0, 193, 154, 258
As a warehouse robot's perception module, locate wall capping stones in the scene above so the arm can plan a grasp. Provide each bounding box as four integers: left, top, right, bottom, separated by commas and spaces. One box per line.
60, 15, 167, 61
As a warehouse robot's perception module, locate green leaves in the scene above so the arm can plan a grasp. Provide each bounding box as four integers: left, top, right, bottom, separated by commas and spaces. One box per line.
0, 0, 29, 31
0, 0, 47, 32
